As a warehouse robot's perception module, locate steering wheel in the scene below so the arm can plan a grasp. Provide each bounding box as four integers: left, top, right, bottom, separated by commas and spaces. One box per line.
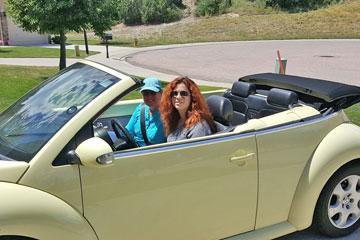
111, 119, 138, 148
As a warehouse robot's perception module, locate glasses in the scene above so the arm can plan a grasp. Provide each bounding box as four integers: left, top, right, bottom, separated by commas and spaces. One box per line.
170, 91, 190, 98
142, 91, 157, 97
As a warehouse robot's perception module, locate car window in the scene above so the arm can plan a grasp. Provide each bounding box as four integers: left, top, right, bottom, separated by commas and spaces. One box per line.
0, 63, 121, 162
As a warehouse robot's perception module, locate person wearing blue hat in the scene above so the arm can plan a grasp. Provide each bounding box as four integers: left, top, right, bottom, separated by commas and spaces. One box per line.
125, 77, 166, 146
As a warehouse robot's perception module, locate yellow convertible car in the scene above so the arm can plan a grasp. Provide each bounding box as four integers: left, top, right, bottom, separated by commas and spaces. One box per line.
1, 60, 360, 240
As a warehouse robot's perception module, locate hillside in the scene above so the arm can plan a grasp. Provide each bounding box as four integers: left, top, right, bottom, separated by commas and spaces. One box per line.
67, 0, 360, 46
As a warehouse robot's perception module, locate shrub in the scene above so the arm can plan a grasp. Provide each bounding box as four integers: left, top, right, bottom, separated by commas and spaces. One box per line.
51, 36, 67, 44
265, 0, 342, 11
172, 0, 186, 8
116, 0, 183, 24
141, 0, 183, 23
117, 0, 142, 24
195, 0, 232, 16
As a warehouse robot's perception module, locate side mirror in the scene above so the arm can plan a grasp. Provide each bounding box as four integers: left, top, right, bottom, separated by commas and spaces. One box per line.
75, 137, 114, 168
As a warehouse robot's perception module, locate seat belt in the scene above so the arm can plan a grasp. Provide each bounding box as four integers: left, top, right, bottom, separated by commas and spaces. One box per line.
141, 104, 151, 146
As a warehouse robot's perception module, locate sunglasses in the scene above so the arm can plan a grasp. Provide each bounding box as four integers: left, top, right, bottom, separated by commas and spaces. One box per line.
142, 91, 157, 96
170, 91, 190, 98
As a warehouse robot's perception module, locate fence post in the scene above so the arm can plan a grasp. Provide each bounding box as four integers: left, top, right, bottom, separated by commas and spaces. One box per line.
74, 45, 80, 57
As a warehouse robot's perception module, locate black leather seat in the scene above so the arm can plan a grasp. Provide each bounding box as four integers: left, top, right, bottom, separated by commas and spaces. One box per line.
206, 95, 234, 132
258, 88, 299, 118
223, 81, 256, 125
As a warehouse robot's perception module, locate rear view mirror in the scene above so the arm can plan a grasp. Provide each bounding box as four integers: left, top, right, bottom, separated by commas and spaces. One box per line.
75, 137, 114, 168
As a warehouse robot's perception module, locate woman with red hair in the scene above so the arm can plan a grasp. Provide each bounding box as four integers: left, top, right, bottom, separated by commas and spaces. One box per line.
160, 76, 216, 142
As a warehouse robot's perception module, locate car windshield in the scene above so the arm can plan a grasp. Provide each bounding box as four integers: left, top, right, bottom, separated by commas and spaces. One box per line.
0, 62, 121, 162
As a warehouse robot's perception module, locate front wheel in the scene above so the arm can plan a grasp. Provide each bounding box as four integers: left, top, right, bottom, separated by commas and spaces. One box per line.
314, 165, 360, 237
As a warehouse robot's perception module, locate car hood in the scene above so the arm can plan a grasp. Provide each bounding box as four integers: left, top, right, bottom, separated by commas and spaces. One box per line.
0, 160, 29, 183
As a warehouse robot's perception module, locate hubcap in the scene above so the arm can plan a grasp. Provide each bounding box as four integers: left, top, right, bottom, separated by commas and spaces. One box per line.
328, 175, 360, 229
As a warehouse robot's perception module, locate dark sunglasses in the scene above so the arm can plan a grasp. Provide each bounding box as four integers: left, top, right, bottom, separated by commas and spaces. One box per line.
170, 91, 190, 98
142, 91, 157, 96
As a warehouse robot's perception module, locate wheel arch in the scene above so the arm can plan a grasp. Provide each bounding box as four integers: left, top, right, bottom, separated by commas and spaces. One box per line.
0, 182, 98, 240
288, 123, 360, 230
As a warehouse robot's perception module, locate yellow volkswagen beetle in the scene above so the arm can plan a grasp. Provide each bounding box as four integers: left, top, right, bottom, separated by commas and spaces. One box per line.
1, 60, 360, 240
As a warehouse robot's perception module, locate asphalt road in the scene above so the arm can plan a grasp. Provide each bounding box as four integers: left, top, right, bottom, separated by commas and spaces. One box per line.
276, 226, 360, 240
125, 39, 360, 87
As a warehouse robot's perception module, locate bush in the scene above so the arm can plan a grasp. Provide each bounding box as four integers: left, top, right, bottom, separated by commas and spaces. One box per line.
172, 0, 186, 8
141, 0, 183, 23
117, 0, 142, 24
116, 0, 183, 24
195, 0, 232, 16
265, 0, 342, 11
51, 36, 67, 44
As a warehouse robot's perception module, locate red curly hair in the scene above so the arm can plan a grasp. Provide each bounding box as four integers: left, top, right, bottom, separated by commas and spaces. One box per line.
160, 76, 216, 137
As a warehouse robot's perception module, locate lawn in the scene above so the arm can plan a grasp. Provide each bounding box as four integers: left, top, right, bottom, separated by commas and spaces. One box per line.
0, 65, 58, 111
0, 46, 99, 58
0, 66, 224, 112
0, 65, 359, 125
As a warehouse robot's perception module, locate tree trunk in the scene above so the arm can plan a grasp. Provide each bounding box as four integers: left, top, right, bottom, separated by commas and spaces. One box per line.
59, 31, 66, 70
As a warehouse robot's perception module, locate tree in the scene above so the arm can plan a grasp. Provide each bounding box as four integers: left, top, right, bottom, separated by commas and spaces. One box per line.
6, 0, 118, 70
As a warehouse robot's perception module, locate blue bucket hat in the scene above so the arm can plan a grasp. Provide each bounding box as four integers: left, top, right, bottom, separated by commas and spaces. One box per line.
140, 77, 162, 93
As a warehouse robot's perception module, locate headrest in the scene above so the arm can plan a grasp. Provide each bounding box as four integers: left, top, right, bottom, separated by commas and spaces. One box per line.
231, 81, 256, 97
267, 88, 298, 108
206, 95, 233, 125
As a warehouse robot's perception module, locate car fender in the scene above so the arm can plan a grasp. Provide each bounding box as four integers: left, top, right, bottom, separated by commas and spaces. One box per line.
0, 182, 98, 240
288, 123, 360, 230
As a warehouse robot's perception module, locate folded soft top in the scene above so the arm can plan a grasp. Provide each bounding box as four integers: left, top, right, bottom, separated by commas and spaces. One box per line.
240, 73, 360, 109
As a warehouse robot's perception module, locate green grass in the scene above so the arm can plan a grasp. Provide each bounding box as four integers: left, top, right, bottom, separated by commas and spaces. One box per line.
0, 46, 99, 58
0, 66, 225, 112
344, 104, 360, 126
0, 65, 58, 111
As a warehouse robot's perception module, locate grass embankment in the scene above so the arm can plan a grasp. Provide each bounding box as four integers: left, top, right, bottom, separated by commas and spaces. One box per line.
0, 65, 359, 125
66, 0, 360, 47
0, 46, 99, 58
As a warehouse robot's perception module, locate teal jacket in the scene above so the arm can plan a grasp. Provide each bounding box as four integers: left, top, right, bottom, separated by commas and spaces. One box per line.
126, 103, 166, 147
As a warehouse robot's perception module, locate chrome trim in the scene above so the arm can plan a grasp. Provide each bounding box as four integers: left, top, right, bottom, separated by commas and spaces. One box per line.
114, 132, 255, 158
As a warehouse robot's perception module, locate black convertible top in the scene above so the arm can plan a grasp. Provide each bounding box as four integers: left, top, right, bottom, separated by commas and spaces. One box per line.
240, 73, 360, 108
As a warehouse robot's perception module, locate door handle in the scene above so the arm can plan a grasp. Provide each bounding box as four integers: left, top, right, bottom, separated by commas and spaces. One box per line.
229, 153, 255, 165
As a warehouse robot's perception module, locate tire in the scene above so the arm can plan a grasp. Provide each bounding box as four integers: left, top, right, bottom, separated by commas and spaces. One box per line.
314, 165, 360, 237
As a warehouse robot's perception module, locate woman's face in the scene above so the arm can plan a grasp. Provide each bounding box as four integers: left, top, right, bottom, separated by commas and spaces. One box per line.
142, 90, 162, 111
171, 83, 191, 115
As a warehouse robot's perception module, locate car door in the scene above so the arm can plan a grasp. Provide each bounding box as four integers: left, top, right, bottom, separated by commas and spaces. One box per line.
80, 133, 258, 240
254, 116, 339, 229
